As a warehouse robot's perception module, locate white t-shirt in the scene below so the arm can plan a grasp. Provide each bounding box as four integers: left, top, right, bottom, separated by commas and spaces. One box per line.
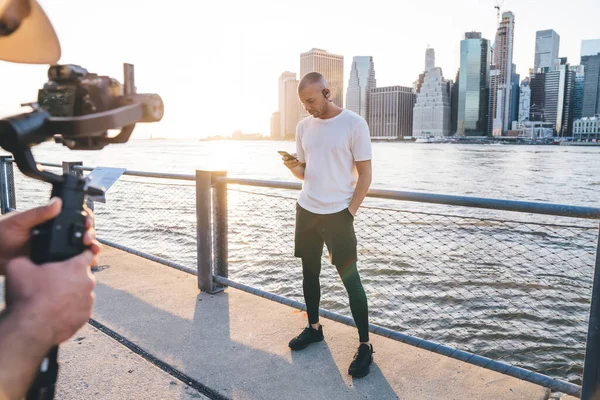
295, 108, 372, 214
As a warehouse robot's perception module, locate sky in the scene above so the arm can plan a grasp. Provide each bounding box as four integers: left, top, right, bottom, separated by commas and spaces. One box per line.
0, 0, 598, 139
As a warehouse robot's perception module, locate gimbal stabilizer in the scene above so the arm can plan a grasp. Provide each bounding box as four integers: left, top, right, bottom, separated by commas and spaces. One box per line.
0, 63, 163, 400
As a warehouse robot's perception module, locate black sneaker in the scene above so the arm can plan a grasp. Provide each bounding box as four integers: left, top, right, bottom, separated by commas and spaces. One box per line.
288, 325, 324, 351
348, 344, 374, 378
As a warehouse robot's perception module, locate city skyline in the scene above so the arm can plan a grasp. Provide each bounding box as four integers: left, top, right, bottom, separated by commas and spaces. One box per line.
270, 8, 599, 138
0, 0, 598, 138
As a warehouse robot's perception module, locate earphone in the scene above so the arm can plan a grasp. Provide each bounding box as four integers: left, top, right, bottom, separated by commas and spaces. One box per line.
322, 89, 330, 99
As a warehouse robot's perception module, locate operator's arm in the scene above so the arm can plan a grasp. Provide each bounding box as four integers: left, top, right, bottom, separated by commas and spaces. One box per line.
0, 304, 53, 400
0, 199, 100, 275
0, 252, 97, 400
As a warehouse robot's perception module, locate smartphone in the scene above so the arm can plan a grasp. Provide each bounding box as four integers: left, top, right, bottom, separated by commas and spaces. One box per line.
278, 151, 297, 161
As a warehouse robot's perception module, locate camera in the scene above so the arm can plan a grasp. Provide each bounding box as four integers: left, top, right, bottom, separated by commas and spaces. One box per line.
32, 63, 163, 150
38, 64, 122, 117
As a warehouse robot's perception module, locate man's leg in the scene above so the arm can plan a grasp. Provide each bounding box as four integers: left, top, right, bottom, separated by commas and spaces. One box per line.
326, 209, 373, 377
289, 204, 325, 350
302, 255, 322, 328
336, 261, 369, 343
294, 203, 324, 327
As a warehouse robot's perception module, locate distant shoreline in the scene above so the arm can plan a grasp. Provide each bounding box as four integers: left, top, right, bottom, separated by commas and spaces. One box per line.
141, 137, 600, 146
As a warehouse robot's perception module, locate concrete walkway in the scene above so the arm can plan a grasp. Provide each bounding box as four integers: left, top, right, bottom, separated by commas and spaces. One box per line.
0, 246, 555, 399
56, 324, 209, 400
79, 246, 551, 400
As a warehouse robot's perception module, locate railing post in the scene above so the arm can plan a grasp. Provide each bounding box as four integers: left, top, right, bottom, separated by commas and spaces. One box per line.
212, 171, 228, 282
62, 161, 94, 211
0, 155, 16, 214
582, 224, 600, 399
196, 170, 223, 294
62, 161, 83, 178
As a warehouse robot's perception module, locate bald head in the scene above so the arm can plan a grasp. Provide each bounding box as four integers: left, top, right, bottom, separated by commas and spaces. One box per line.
298, 72, 328, 93
297, 72, 336, 119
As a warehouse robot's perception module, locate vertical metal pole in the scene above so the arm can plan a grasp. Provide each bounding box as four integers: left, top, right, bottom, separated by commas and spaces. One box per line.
196, 170, 223, 293
124, 63, 136, 95
582, 225, 600, 400
212, 171, 228, 281
62, 161, 83, 178
0, 155, 16, 214
0, 156, 8, 214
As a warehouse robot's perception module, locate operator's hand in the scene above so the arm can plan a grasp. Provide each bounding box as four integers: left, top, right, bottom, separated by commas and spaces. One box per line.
282, 153, 301, 169
0, 197, 101, 273
5, 251, 97, 345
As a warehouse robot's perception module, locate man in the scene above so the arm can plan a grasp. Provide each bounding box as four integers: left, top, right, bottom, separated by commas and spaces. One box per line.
0, 1, 100, 399
283, 72, 374, 378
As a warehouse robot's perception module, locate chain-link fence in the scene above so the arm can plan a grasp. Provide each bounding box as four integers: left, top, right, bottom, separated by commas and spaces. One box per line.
5, 161, 198, 269
224, 185, 599, 385
91, 176, 197, 268
11, 164, 60, 210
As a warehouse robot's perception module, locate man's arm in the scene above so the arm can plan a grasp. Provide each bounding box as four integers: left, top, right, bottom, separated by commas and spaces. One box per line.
284, 160, 306, 180
287, 122, 306, 180
348, 160, 372, 216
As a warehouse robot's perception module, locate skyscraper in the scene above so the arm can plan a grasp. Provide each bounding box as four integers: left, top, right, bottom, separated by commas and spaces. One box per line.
573, 65, 586, 121
413, 48, 452, 137
278, 72, 302, 138
510, 65, 520, 125
581, 39, 600, 57
534, 30, 560, 71
457, 32, 490, 137
488, 68, 500, 134
346, 56, 376, 121
368, 86, 416, 139
425, 48, 435, 71
544, 60, 576, 136
518, 78, 531, 123
562, 66, 577, 135
450, 69, 459, 136
544, 66, 562, 133
581, 53, 600, 117
529, 72, 546, 121
270, 112, 281, 139
300, 48, 344, 119
490, 11, 516, 135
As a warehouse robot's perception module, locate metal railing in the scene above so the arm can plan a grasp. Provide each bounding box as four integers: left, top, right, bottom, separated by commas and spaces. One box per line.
2, 155, 600, 398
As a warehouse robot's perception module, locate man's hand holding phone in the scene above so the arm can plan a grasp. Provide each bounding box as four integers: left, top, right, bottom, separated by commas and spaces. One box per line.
279, 151, 301, 169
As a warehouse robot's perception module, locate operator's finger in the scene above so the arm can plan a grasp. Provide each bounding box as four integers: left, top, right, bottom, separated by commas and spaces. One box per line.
86, 239, 102, 256
83, 227, 96, 245
9, 197, 62, 228
84, 209, 95, 229
61, 250, 95, 271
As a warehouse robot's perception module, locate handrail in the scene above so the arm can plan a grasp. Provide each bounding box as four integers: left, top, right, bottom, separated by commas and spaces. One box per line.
216, 177, 600, 220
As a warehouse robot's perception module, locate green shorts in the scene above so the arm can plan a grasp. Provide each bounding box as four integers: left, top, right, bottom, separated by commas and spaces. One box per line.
294, 203, 358, 267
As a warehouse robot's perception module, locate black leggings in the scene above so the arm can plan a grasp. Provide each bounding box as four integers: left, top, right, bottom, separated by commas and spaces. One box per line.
302, 256, 370, 343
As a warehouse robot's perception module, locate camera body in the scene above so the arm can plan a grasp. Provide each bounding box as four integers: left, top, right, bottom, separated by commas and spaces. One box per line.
38, 64, 123, 118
